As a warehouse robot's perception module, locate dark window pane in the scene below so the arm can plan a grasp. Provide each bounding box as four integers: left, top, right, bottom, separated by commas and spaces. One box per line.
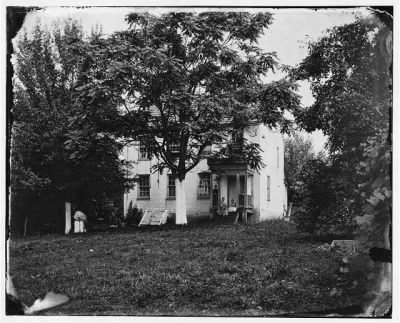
168, 175, 176, 197
198, 173, 210, 199
138, 175, 150, 198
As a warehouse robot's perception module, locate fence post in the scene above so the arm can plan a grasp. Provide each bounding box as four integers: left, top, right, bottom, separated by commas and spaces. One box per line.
65, 201, 71, 234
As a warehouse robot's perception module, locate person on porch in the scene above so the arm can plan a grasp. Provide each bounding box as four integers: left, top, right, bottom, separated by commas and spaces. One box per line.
219, 197, 228, 217
229, 199, 237, 213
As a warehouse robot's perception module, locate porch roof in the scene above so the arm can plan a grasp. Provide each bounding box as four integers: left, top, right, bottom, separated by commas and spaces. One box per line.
207, 158, 254, 174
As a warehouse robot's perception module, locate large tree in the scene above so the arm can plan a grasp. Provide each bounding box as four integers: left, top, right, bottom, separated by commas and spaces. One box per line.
79, 11, 301, 224
292, 13, 392, 316
291, 15, 391, 219
11, 19, 132, 233
293, 17, 390, 156
284, 133, 315, 203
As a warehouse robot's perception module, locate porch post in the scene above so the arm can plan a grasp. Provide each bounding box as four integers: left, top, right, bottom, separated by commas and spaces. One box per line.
209, 174, 214, 219
236, 173, 240, 221
244, 171, 248, 224
217, 175, 221, 211
236, 173, 240, 205
65, 201, 71, 234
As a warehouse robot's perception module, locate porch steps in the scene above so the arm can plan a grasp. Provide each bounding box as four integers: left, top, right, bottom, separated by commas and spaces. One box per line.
213, 214, 238, 225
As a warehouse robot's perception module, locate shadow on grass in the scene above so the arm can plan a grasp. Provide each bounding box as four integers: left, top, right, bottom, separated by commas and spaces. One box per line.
9, 218, 369, 316
287, 231, 355, 244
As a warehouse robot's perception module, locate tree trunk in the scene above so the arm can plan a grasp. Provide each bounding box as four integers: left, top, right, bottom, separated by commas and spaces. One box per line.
364, 214, 392, 316
23, 216, 29, 237
287, 202, 293, 218
175, 178, 187, 225
371, 216, 392, 316
65, 201, 71, 234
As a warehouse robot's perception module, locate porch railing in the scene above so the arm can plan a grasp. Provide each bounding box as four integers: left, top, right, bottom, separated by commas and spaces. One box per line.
239, 194, 254, 208
212, 193, 254, 209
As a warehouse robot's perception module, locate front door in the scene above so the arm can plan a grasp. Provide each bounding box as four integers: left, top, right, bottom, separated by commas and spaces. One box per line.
212, 186, 219, 209
227, 176, 238, 207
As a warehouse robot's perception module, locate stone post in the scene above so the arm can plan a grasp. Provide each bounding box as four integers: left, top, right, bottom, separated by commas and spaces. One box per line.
65, 202, 71, 234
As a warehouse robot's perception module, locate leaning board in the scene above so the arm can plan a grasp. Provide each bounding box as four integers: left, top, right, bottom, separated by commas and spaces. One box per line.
139, 209, 169, 226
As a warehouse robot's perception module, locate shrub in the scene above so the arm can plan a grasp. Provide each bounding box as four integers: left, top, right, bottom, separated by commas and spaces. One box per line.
125, 201, 143, 226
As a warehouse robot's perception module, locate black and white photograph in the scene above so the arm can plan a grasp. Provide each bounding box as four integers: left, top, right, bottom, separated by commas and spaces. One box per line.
2, 0, 396, 319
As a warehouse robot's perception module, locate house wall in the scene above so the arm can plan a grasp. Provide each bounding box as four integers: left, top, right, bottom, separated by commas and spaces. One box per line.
256, 125, 286, 220
123, 146, 211, 218
123, 124, 287, 222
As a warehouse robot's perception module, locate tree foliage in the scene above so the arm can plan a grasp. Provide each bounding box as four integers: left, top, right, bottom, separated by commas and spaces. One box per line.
293, 19, 390, 155
79, 12, 301, 176
283, 134, 358, 234
11, 19, 132, 232
77, 11, 301, 223
291, 16, 391, 225
292, 13, 392, 315
283, 133, 315, 202
291, 156, 358, 234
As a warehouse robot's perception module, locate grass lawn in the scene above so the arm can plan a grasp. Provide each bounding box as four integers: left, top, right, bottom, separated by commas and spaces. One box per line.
8, 220, 369, 316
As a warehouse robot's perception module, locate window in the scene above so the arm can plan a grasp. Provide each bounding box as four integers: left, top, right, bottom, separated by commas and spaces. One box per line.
167, 175, 176, 199
232, 130, 244, 143
198, 173, 211, 199
139, 140, 151, 160
267, 176, 271, 201
277, 147, 280, 168
201, 145, 212, 156
138, 175, 150, 199
168, 140, 180, 153
231, 130, 244, 152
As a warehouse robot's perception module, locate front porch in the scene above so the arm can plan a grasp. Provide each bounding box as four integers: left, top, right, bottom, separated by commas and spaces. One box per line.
208, 158, 255, 224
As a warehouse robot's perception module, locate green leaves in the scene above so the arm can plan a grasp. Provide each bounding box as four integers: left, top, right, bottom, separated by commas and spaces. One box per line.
12, 19, 132, 227
284, 133, 315, 202
257, 80, 300, 132
293, 15, 392, 314
292, 16, 391, 224
80, 11, 300, 177
293, 19, 390, 155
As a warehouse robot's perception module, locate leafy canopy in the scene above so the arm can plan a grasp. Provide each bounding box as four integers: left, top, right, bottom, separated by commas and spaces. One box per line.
292, 19, 390, 156
78, 12, 301, 178
291, 13, 392, 311
283, 133, 315, 202
286, 13, 392, 242
12, 19, 131, 206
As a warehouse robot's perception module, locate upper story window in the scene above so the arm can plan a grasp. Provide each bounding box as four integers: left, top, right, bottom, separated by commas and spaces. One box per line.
168, 140, 180, 153
201, 145, 212, 156
167, 175, 176, 199
231, 130, 244, 143
230, 130, 244, 153
277, 147, 279, 168
198, 173, 211, 199
139, 140, 151, 160
137, 175, 150, 199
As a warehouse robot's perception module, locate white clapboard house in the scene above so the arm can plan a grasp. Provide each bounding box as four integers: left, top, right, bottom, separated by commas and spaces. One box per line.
123, 124, 287, 224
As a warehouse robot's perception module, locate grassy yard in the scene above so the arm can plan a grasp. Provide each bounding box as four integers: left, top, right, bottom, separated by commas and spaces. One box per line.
8, 220, 369, 316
